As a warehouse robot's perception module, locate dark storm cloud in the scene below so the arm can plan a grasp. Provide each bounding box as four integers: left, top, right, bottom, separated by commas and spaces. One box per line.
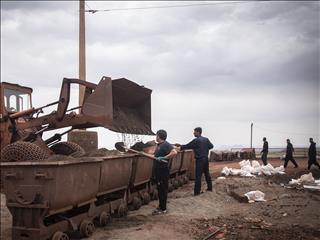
83, 1, 320, 94
1, 1, 319, 147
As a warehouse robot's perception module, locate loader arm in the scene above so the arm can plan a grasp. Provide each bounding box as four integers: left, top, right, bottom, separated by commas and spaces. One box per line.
14, 76, 154, 135
56, 78, 99, 121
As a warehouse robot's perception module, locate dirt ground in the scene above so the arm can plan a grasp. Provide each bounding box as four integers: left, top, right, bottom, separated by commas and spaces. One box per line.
88, 158, 320, 240
1, 158, 319, 240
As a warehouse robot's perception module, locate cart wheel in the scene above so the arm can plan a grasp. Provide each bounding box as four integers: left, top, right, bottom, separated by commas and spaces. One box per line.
132, 196, 142, 210
99, 211, 111, 226
168, 183, 174, 192
117, 203, 128, 217
80, 220, 95, 238
142, 192, 151, 205
184, 176, 189, 184
151, 189, 158, 200
52, 231, 69, 240
173, 179, 180, 189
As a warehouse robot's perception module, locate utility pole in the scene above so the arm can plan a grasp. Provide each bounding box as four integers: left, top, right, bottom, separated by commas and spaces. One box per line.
69, 0, 98, 151
250, 123, 253, 149
79, 0, 86, 106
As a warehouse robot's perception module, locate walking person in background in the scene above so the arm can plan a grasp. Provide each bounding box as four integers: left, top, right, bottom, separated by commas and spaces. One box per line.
175, 127, 213, 196
261, 137, 268, 166
152, 130, 177, 215
308, 138, 320, 170
284, 139, 298, 168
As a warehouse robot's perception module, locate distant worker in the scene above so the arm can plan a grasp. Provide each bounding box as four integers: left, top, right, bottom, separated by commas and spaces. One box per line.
175, 127, 213, 196
284, 139, 298, 168
152, 129, 177, 215
261, 137, 269, 166
308, 138, 320, 170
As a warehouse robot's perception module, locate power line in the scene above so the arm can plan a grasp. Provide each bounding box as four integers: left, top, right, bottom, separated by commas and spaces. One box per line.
85, 1, 261, 14
85, 2, 93, 11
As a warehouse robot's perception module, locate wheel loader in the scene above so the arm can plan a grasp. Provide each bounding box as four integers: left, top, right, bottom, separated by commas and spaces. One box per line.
0, 76, 153, 161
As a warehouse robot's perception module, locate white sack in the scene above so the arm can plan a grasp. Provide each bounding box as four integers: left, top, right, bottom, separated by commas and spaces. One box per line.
244, 190, 266, 202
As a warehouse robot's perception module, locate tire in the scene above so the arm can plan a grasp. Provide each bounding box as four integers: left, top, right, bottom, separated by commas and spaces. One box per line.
97, 211, 111, 226
168, 183, 174, 192
173, 179, 180, 189
151, 189, 159, 200
50, 141, 85, 157
178, 178, 183, 187
1, 141, 49, 162
51, 231, 69, 240
79, 220, 95, 238
184, 176, 189, 184
142, 192, 151, 205
132, 196, 142, 210
117, 203, 128, 218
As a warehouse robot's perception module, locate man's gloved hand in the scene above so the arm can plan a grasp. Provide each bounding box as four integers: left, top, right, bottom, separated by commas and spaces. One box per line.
155, 156, 168, 162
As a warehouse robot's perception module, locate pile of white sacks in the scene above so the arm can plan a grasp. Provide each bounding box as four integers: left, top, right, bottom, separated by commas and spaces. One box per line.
221, 160, 285, 177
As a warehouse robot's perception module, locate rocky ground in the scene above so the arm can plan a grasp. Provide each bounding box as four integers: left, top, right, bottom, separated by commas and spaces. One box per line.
88, 158, 320, 240
1, 158, 320, 240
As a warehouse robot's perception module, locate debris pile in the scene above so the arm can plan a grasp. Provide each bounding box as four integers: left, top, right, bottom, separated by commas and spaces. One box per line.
288, 172, 315, 185
221, 160, 285, 177
86, 148, 123, 157
288, 173, 320, 191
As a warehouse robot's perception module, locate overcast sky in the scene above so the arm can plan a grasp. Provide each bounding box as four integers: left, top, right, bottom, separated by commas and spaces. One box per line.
1, 1, 319, 149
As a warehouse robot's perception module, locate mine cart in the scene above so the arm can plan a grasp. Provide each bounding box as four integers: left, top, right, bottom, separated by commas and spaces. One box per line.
1, 158, 102, 240
127, 155, 155, 210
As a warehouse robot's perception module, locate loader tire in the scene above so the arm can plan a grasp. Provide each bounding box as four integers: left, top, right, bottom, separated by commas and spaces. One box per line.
50, 141, 85, 157
0, 141, 49, 162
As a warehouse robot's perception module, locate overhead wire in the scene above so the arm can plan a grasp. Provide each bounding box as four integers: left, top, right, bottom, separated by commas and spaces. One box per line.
85, 2, 93, 11
84, 1, 263, 14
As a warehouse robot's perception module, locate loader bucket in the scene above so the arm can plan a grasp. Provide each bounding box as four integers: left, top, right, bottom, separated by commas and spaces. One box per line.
81, 77, 113, 127
81, 77, 154, 135
110, 78, 154, 135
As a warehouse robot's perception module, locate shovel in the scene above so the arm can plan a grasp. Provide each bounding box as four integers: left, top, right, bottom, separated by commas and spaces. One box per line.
114, 142, 168, 163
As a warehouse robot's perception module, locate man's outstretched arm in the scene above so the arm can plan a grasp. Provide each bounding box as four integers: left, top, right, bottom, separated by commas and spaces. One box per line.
180, 139, 197, 150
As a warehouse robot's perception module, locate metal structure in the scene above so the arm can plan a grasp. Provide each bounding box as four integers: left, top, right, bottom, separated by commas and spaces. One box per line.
0, 77, 153, 161
0, 150, 194, 240
0, 77, 195, 240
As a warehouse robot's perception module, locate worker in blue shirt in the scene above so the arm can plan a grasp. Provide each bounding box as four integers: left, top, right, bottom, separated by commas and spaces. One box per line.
152, 129, 177, 215
175, 127, 213, 196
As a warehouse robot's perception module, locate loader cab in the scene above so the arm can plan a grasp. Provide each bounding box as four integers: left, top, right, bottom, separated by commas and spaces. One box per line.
1, 82, 33, 115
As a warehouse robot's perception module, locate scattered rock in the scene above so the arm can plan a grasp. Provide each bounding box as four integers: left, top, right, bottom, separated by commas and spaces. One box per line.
279, 194, 291, 199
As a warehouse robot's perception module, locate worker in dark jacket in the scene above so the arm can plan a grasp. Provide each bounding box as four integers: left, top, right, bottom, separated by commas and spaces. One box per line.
284, 139, 298, 168
152, 129, 177, 215
308, 138, 320, 170
175, 127, 213, 196
261, 137, 268, 166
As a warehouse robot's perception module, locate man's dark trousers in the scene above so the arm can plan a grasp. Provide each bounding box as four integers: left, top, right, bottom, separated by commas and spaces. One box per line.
308, 155, 320, 170
154, 167, 169, 210
195, 158, 212, 195
261, 152, 268, 166
284, 153, 298, 168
